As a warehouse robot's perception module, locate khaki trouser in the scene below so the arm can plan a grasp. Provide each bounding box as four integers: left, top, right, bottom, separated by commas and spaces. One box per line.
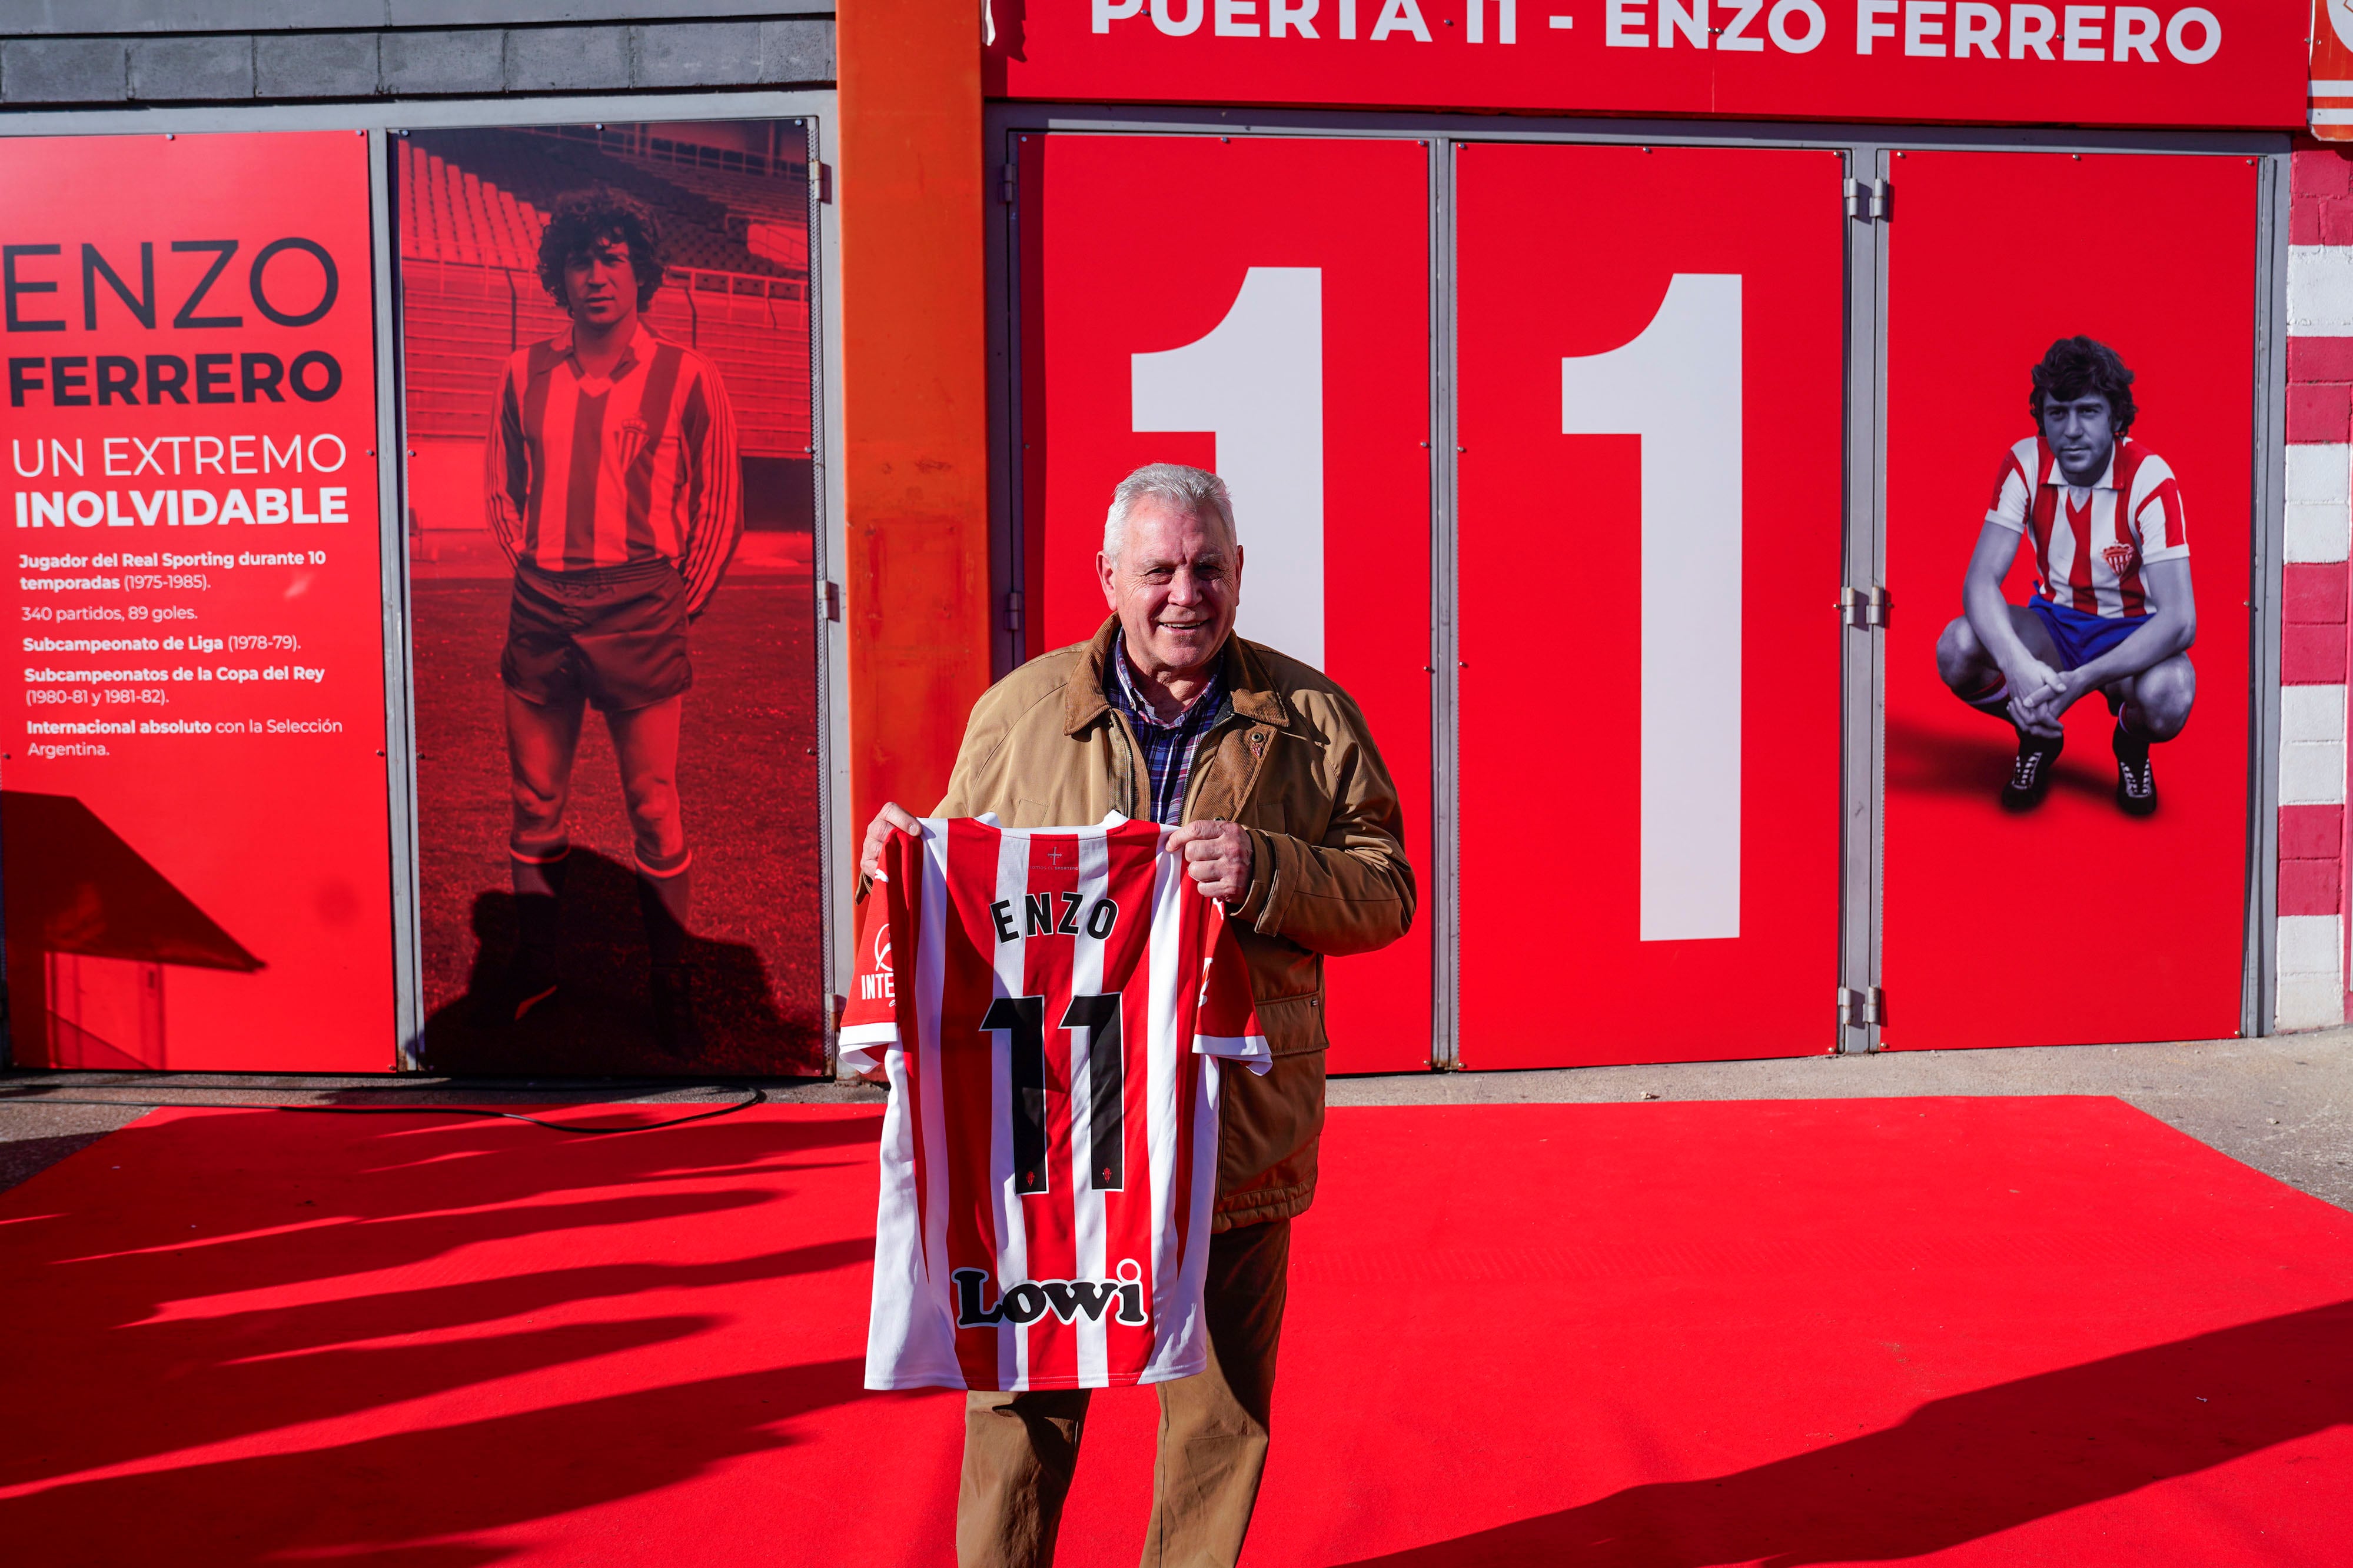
956, 1219, 1292, 1568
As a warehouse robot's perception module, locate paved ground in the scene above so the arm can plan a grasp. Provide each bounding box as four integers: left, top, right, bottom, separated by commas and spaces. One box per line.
1330, 1029, 2353, 1212
4, 1027, 2348, 1209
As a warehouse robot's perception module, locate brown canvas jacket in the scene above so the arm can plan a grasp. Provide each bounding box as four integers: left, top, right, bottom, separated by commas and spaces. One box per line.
931, 616, 1416, 1229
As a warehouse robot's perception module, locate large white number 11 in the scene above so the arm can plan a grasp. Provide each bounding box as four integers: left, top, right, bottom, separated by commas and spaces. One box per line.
1132, 267, 1325, 669
1563, 274, 1743, 943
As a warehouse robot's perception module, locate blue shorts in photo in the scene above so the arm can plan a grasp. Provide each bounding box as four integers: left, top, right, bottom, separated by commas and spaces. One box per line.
2028, 596, 2142, 672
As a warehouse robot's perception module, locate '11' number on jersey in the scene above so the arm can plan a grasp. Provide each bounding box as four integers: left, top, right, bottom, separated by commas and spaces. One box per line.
981, 991, 1126, 1196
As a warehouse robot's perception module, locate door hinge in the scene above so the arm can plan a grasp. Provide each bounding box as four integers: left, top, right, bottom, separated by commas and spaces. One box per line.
1001, 160, 1018, 204
1845, 175, 1891, 221
815, 161, 834, 204
1839, 584, 1892, 628
1005, 589, 1025, 631
1837, 986, 1885, 1028
824, 580, 842, 622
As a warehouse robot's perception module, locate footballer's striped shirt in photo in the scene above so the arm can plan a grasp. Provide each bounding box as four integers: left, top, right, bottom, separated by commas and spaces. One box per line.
1986, 435, 2188, 621
841, 813, 1270, 1394
483, 322, 743, 611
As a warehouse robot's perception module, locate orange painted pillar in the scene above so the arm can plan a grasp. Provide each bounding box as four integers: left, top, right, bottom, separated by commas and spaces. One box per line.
837, 0, 995, 841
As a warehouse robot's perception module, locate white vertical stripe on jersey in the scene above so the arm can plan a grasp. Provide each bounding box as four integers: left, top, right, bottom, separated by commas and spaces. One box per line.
1069, 830, 1112, 1387
865, 1040, 928, 1387
1171, 928, 1227, 1381
989, 831, 1033, 1391
916, 824, 957, 1380
1142, 830, 1195, 1379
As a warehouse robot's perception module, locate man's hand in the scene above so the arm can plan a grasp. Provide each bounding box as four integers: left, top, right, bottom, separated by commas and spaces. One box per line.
860, 801, 920, 880
2020, 667, 2099, 733
1171, 820, 1253, 905
2004, 657, 2069, 737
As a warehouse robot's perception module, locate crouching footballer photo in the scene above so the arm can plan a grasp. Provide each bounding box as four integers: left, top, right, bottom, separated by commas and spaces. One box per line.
1934, 335, 2196, 817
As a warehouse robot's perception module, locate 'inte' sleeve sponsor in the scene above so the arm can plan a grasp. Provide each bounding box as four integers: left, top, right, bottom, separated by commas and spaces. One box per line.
839, 833, 908, 1076
1192, 905, 1271, 1075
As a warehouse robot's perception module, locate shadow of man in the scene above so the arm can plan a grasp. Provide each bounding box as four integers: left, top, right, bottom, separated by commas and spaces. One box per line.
421, 848, 816, 1077
1340, 1299, 2353, 1566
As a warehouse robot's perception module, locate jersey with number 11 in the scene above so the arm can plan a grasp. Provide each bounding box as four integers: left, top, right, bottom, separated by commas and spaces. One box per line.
842, 813, 1270, 1393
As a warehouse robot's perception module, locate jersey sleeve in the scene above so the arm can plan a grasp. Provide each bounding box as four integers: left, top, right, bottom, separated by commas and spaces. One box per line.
481, 354, 529, 566
1984, 444, 2033, 534
839, 837, 907, 1077
1192, 903, 1271, 1076
2131, 456, 2189, 565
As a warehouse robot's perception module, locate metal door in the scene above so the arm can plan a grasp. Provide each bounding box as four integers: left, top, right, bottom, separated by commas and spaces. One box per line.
1453, 142, 1849, 1067
1879, 150, 2260, 1050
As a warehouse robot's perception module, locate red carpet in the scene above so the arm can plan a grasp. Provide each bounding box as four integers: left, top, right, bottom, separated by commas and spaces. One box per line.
1, 1097, 2348, 1565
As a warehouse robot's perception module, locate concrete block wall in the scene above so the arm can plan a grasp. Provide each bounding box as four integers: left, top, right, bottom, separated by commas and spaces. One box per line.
2279, 144, 2353, 1029
0, 14, 833, 104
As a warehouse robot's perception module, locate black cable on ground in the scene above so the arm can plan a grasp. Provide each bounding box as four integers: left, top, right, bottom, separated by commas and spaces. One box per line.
0, 1087, 769, 1134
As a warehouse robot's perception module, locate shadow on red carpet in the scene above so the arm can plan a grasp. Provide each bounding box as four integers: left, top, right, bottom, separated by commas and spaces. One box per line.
1333, 1299, 2353, 1566
1, 1097, 2347, 1565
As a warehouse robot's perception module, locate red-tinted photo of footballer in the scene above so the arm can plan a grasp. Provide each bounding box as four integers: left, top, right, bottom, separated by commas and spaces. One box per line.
400, 121, 825, 1074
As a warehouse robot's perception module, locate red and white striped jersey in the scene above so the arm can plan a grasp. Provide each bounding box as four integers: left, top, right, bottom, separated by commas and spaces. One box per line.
483, 322, 743, 611
841, 813, 1270, 1393
1986, 435, 2188, 621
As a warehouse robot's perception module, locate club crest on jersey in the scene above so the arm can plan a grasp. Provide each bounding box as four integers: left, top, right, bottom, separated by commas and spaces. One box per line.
990, 893, 1118, 944
2102, 543, 2136, 576
612, 415, 652, 467
954, 1260, 1148, 1328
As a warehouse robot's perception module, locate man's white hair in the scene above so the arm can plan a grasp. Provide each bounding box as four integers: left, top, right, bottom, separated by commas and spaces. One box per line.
1102, 462, 1238, 562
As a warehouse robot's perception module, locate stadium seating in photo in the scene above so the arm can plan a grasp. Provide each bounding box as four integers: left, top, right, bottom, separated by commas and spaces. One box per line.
401, 128, 806, 281
398, 258, 810, 455
396, 131, 813, 460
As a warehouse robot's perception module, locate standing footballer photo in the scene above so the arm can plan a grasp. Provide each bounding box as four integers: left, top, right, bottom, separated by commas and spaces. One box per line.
474, 188, 742, 1051
398, 122, 827, 1075
1933, 336, 2196, 816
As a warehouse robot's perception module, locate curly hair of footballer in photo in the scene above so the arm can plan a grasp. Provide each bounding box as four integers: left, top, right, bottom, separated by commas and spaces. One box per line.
395, 121, 824, 1075
1935, 335, 2196, 818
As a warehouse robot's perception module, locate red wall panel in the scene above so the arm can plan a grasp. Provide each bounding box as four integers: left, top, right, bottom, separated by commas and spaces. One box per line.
1020, 133, 1434, 1072
1880, 151, 2256, 1050
842, 0, 995, 874
1455, 142, 1847, 1067
0, 131, 394, 1070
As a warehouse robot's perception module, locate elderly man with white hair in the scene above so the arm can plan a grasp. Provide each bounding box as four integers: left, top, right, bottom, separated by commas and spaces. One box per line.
859, 461, 1415, 1568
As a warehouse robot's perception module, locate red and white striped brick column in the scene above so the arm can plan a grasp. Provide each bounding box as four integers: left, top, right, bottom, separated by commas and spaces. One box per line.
2278, 144, 2353, 1030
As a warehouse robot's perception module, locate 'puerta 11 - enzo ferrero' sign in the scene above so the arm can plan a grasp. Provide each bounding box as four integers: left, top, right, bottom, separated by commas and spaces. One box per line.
0, 131, 394, 1072
991, 0, 2303, 130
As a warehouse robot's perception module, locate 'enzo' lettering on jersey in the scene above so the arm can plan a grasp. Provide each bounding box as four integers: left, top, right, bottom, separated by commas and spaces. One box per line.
990, 893, 1118, 944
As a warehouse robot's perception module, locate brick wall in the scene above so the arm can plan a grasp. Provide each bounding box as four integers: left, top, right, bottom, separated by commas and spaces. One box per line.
2279, 144, 2353, 1029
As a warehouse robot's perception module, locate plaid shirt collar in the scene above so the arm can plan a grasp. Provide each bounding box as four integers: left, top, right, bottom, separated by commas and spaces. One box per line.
1105, 631, 1228, 826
